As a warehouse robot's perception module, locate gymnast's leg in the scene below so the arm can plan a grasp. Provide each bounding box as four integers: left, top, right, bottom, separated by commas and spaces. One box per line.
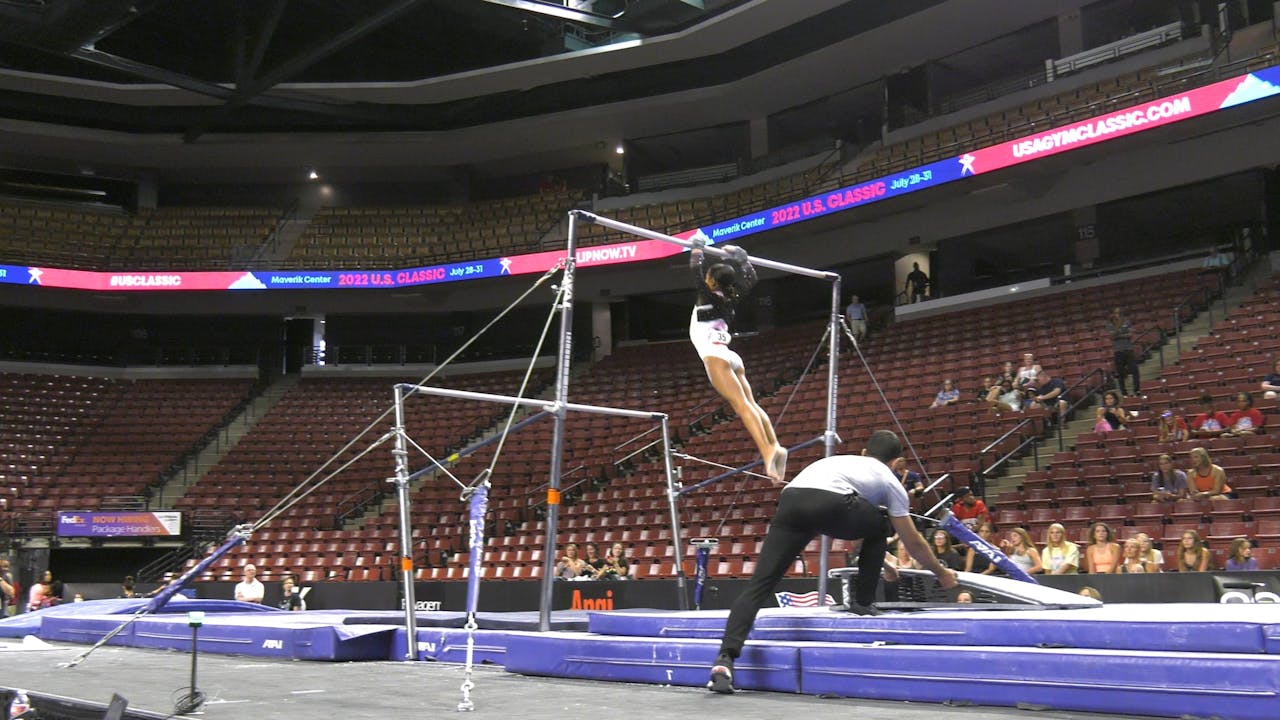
704, 357, 786, 481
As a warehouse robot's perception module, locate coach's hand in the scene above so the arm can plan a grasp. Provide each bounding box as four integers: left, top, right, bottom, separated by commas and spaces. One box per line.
934, 567, 959, 590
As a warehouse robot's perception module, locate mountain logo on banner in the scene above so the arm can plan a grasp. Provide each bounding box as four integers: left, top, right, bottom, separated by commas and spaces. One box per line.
1220, 74, 1280, 109
775, 591, 836, 607
229, 272, 267, 290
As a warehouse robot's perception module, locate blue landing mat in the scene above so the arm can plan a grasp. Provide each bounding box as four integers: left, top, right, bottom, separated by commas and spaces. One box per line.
0, 598, 275, 638
502, 633, 1280, 720
588, 604, 1280, 654
390, 627, 533, 664
345, 610, 589, 631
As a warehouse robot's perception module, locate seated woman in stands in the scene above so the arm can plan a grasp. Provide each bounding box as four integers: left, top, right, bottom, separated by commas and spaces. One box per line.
1225, 537, 1259, 572
1100, 390, 1129, 430
1118, 537, 1157, 574
964, 521, 1000, 576
1041, 523, 1080, 575
688, 239, 787, 482
1135, 532, 1164, 571
1157, 408, 1189, 443
599, 542, 630, 580
1190, 392, 1229, 438
555, 543, 587, 580
986, 378, 1023, 413
929, 379, 961, 409
1187, 447, 1234, 502
1222, 391, 1265, 437
1083, 522, 1121, 574
929, 529, 964, 571
1150, 453, 1189, 502
1092, 407, 1114, 434
999, 527, 1043, 575
1175, 530, 1210, 572
1016, 353, 1042, 389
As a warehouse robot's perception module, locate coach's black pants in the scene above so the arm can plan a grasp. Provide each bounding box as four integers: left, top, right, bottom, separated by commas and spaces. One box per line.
717, 487, 890, 659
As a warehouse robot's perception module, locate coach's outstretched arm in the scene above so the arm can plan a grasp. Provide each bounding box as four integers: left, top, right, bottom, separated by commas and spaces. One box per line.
891, 514, 959, 589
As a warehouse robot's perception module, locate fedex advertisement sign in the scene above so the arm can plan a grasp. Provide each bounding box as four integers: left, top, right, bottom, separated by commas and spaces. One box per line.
4, 67, 1279, 293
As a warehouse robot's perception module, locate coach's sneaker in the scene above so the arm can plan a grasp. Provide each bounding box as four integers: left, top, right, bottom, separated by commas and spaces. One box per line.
707, 654, 735, 694
847, 602, 883, 616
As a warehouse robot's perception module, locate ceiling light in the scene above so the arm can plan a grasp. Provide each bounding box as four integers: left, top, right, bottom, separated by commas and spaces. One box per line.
308, 170, 319, 180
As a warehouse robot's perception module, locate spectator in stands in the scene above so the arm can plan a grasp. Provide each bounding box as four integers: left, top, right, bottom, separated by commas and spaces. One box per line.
556, 544, 587, 580
1188, 447, 1233, 502
976, 376, 997, 402
955, 590, 974, 604
1016, 353, 1042, 389
119, 576, 137, 599
600, 542, 630, 580
1134, 532, 1163, 571
997, 361, 1017, 386
27, 577, 48, 612
1092, 406, 1114, 435
0, 558, 14, 616
278, 575, 304, 611
845, 294, 867, 342
1202, 246, 1233, 272
1175, 530, 1210, 572
1041, 523, 1080, 575
951, 487, 989, 529
689, 240, 788, 482
1107, 307, 1141, 397
1083, 522, 1121, 574
930, 379, 961, 409
930, 529, 964, 571
234, 564, 264, 604
987, 378, 1023, 413
1030, 371, 1069, 420
1222, 391, 1265, 437
999, 527, 1043, 574
964, 521, 1000, 576
1078, 586, 1103, 601
1150, 453, 1190, 502
1157, 408, 1189, 443
890, 457, 924, 503
905, 262, 930, 303
1260, 358, 1280, 399
1100, 390, 1129, 430
42, 571, 63, 605
1190, 392, 1229, 437
1118, 537, 1157, 574
1225, 537, 1258, 571
583, 543, 607, 578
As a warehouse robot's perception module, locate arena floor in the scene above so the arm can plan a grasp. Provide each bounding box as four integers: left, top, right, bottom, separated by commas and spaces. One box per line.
0, 642, 1153, 720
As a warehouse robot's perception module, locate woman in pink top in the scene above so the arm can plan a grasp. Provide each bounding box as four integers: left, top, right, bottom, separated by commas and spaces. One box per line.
1083, 522, 1121, 574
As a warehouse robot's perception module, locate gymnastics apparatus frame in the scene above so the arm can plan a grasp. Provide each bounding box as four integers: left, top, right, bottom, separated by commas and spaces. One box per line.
387, 209, 844, 640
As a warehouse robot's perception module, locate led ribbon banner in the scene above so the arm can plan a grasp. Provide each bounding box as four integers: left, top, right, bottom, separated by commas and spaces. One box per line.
6, 66, 1279, 294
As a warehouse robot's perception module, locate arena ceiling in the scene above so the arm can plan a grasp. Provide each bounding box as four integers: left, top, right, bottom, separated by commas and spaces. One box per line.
0, 1, 1091, 182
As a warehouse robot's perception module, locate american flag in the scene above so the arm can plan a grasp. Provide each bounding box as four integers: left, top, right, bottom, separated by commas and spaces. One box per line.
775, 591, 836, 607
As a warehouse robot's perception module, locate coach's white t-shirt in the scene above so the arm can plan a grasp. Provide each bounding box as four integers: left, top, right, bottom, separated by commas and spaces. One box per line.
784, 455, 911, 517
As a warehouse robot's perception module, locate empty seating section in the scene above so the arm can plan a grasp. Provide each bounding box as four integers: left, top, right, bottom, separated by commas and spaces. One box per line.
0, 202, 278, 270
290, 191, 580, 268
0, 374, 253, 526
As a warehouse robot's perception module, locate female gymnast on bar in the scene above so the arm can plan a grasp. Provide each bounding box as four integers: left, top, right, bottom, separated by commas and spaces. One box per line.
689, 239, 787, 482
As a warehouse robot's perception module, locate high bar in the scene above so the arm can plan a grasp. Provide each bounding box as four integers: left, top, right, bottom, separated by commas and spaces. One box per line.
395, 383, 666, 421
572, 210, 840, 282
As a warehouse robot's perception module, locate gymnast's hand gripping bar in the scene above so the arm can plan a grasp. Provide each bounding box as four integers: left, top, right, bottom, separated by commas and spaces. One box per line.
571, 210, 841, 282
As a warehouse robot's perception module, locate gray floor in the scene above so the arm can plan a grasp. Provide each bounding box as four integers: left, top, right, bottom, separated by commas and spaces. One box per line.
0, 641, 1153, 720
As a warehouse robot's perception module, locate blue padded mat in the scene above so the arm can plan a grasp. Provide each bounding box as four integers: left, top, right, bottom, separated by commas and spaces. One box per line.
389, 627, 530, 663
801, 643, 1280, 720
505, 633, 802, 693
39, 611, 395, 661
587, 604, 1280, 654
0, 597, 275, 638
344, 610, 589, 631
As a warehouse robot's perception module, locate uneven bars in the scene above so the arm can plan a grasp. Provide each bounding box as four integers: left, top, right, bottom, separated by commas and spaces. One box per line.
394, 383, 665, 421
677, 435, 825, 496
403, 410, 551, 483
572, 210, 840, 282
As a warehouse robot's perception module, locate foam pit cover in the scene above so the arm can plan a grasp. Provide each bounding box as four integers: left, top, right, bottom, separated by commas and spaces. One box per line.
505, 633, 800, 693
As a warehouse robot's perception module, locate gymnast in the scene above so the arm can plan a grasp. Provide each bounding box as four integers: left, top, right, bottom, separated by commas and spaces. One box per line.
689, 238, 787, 482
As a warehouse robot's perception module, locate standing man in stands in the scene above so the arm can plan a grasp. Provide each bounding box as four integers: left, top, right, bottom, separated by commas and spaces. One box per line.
1107, 307, 1140, 397
0, 558, 14, 616
905, 263, 930, 304
845, 294, 868, 342
707, 431, 957, 694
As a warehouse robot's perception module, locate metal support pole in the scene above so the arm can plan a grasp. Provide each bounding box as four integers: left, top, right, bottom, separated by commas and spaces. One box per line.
391, 385, 419, 659
817, 277, 842, 600
658, 416, 689, 610
538, 213, 577, 632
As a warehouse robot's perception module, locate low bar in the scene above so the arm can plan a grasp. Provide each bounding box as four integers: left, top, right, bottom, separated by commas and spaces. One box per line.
572, 210, 840, 282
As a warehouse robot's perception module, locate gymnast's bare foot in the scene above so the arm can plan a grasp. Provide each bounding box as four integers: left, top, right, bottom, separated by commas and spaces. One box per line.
766, 445, 788, 485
